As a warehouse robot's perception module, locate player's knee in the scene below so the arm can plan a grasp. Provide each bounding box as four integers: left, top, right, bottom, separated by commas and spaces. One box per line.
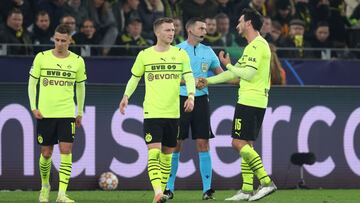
231, 140, 242, 152
231, 141, 237, 149
175, 140, 183, 152
59, 146, 72, 154
41, 151, 53, 159
60, 149, 72, 154
59, 142, 73, 154
196, 140, 209, 152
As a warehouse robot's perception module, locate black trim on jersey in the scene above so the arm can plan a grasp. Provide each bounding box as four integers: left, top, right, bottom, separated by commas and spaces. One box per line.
145, 70, 182, 73
41, 68, 77, 73
29, 74, 39, 79
76, 80, 86, 83
179, 48, 182, 51
144, 63, 182, 66
41, 51, 44, 55
40, 75, 76, 79
246, 65, 258, 70
182, 71, 192, 75
132, 73, 141, 78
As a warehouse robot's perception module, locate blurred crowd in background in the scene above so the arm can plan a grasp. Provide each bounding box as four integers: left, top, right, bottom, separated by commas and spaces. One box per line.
0, 0, 360, 60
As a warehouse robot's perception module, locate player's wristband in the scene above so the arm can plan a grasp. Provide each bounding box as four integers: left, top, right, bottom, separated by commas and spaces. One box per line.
188, 94, 194, 101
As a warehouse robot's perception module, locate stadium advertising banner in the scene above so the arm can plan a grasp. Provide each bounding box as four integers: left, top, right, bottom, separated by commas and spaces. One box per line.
0, 84, 359, 190
1, 56, 360, 85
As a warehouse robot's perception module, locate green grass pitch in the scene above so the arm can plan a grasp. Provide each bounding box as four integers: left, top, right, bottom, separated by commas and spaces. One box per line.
1, 189, 359, 203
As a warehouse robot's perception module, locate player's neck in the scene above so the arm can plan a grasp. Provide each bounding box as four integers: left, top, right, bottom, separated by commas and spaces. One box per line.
246, 31, 260, 43
52, 49, 70, 58
154, 41, 170, 52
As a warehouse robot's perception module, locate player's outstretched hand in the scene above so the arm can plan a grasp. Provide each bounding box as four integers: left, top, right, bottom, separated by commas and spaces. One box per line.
32, 109, 43, 119
119, 96, 128, 115
75, 115, 82, 127
219, 50, 231, 66
197, 78, 208, 89
184, 96, 194, 112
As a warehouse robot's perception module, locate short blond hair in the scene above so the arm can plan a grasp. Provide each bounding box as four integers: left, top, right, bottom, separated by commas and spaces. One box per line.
153, 17, 174, 31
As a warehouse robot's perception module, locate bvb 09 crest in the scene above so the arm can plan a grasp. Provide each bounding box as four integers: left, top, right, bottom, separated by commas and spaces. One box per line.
145, 133, 152, 143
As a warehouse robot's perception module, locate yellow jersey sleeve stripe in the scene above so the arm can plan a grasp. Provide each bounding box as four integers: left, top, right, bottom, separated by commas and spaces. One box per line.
245, 65, 258, 70
182, 71, 193, 75
29, 74, 39, 79
76, 79, 86, 83
132, 73, 142, 78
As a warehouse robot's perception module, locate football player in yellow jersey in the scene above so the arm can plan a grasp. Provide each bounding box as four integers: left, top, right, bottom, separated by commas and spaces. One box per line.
28, 24, 86, 203
119, 17, 195, 203
198, 9, 277, 201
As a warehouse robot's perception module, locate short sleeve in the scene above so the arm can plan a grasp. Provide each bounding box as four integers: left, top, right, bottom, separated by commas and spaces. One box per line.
131, 51, 145, 77
76, 57, 87, 82
209, 48, 220, 70
29, 53, 42, 78
241, 42, 261, 70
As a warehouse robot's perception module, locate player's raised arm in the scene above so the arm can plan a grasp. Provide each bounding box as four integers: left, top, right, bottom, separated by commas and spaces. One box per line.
219, 49, 258, 81
206, 70, 237, 85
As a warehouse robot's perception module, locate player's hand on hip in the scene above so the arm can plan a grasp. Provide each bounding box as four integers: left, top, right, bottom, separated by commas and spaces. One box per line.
32, 109, 43, 119
219, 50, 231, 66
75, 115, 82, 127
184, 97, 194, 112
119, 96, 128, 115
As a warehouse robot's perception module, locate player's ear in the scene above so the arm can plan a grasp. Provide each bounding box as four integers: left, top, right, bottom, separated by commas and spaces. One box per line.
154, 27, 159, 36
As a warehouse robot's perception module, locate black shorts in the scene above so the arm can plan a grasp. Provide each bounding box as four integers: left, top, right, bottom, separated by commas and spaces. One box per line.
179, 95, 214, 140
143, 118, 179, 147
231, 104, 265, 141
37, 118, 76, 146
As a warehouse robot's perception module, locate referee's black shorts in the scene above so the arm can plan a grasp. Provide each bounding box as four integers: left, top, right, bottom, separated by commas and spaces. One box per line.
231, 103, 266, 141
179, 95, 214, 140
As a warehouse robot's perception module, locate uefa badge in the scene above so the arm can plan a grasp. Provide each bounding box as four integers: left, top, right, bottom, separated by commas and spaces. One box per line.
201, 62, 209, 73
